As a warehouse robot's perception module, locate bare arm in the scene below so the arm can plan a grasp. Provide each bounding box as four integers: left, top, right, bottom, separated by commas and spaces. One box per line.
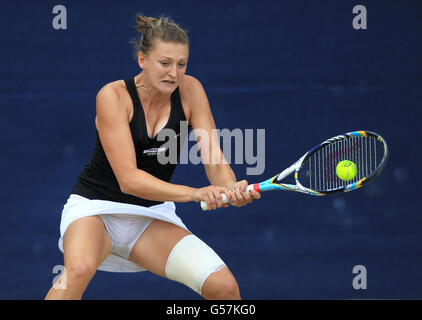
184, 77, 237, 189
184, 77, 261, 206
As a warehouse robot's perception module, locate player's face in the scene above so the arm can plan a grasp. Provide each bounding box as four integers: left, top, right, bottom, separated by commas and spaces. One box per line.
138, 40, 189, 94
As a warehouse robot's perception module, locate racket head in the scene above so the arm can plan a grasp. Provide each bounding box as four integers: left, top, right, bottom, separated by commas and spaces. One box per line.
295, 130, 388, 195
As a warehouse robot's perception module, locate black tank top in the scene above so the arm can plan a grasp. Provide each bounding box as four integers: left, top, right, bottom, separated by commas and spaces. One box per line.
71, 77, 190, 207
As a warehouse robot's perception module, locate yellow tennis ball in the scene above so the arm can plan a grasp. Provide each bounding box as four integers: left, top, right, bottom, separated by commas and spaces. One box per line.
336, 160, 357, 181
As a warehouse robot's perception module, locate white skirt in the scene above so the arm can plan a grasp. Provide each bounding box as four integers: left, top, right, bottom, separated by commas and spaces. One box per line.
58, 194, 189, 273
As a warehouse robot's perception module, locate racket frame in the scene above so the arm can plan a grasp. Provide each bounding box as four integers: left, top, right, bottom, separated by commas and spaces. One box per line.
200, 130, 388, 210
269, 130, 388, 195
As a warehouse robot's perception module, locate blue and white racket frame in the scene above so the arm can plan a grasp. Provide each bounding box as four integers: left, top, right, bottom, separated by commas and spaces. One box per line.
250, 130, 389, 196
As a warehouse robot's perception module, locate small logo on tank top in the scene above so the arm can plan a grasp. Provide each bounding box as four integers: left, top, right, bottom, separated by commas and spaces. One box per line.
143, 147, 166, 156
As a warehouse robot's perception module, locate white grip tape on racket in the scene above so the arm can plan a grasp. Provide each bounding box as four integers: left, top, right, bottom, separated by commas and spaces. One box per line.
200, 185, 254, 211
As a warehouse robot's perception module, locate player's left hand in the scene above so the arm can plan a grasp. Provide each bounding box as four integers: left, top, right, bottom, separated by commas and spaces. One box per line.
227, 180, 261, 207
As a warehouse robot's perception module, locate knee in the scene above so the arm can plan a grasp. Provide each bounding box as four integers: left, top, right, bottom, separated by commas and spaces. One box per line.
217, 278, 240, 300
202, 274, 240, 300
65, 260, 97, 282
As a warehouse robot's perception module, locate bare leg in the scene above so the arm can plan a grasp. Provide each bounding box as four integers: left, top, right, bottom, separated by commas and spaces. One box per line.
129, 219, 191, 278
201, 266, 241, 300
129, 219, 240, 299
45, 215, 112, 300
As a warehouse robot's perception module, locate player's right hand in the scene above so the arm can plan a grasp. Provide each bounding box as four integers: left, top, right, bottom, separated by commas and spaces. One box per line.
191, 186, 232, 210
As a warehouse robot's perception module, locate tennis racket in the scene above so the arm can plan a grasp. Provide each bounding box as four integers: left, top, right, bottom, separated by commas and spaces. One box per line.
200, 130, 388, 211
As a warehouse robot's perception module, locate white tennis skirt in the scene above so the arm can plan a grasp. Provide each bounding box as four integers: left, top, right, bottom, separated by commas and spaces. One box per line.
58, 194, 189, 273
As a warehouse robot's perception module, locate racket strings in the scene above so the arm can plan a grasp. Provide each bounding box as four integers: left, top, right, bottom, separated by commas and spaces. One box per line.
298, 136, 383, 192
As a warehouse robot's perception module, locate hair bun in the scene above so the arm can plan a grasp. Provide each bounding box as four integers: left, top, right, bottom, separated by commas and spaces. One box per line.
135, 15, 158, 33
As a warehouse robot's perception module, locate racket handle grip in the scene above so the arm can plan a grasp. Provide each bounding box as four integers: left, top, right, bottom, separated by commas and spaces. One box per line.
200, 193, 228, 211
200, 185, 255, 211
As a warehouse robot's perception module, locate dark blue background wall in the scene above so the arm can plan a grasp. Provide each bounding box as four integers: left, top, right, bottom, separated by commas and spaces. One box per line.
1, 0, 421, 299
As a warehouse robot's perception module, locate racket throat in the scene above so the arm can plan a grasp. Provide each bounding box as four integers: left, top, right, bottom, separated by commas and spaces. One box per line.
247, 184, 261, 193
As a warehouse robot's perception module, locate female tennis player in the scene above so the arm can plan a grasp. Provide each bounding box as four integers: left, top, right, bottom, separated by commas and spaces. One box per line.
45, 15, 260, 300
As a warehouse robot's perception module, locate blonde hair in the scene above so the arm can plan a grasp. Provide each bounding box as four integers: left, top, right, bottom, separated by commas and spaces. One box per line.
132, 14, 189, 57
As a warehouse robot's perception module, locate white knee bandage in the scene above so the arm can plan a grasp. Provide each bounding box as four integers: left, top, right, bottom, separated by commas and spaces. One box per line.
165, 234, 226, 295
